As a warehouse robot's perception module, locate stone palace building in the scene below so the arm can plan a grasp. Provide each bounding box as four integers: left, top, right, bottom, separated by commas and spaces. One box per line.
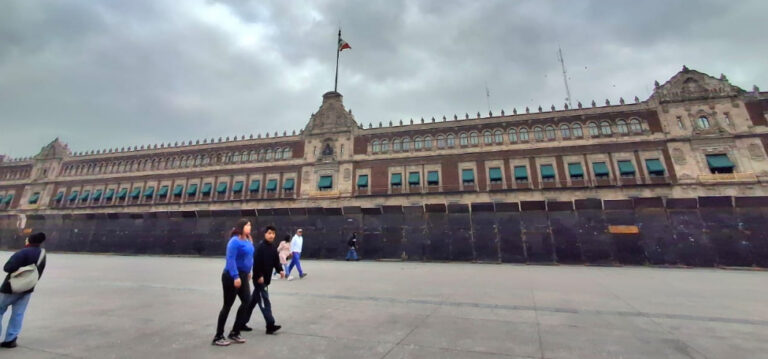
1, 66, 767, 214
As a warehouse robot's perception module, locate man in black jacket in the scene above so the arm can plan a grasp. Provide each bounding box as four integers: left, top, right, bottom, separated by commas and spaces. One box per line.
243, 225, 284, 334
1, 232, 47, 349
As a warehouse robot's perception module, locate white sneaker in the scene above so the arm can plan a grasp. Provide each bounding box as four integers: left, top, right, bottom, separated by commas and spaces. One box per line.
287, 276, 295, 281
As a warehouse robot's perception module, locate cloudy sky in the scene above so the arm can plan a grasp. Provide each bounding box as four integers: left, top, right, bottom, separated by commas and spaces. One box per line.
1, 0, 766, 158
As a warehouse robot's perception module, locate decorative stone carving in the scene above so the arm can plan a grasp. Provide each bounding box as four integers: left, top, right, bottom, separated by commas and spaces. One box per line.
303, 92, 358, 135
748, 143, 765, 161
672, 148, 687, 165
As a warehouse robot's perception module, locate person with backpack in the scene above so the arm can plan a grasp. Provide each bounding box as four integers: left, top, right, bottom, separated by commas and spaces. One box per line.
1, 232, 47, 349
346, 232, 359, 261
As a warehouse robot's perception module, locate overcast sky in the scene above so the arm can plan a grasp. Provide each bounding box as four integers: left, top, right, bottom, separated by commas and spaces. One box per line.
1, 0, 766, 158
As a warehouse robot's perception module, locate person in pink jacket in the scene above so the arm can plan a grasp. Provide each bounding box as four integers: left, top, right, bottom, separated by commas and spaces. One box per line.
275, 235, 292, 278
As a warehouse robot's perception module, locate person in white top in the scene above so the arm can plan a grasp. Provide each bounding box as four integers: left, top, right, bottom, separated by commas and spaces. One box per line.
286, 229, 307, 280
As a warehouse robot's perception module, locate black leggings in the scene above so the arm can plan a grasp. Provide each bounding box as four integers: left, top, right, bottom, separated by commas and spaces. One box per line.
216, 271, 251, 337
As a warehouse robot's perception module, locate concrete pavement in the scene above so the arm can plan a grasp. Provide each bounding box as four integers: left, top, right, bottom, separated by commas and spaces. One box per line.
0, 252, 766, 358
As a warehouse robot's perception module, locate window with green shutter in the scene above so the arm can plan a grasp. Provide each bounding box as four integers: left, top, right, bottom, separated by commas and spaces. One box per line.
249, 180, 260, 193
28, 192, 40, 204
592, 162, 610, 179
144, 187, 155, 198
540, 164, 555, 182
201, 183, 212, 195
266, 179, 278, 192
3, 194, 13, 204
706, 154, 734, 174
514, 166, 528, 182
80, 190, 90, 201
462, 169, 475, 184
105, 188, 115, 200
645, 159, 665, 177
68, 191, 79, 202
283, 178, 295, 191
187, 184, 198, 196
54, 191, 64, 202
427, 171, 439, 186
173, 185, 184, 196
390, 173, 402, 187
617, 161, 635, 177
158, 186, 169, 197
216, 183, 227, 194
117, 188, 128, 199
488, 167, 502, 183
408, 172, 420, 186
568, 163, 584, 179
232, 181, 244, 193
93, 189, 103, 201
357, 175, 368, 189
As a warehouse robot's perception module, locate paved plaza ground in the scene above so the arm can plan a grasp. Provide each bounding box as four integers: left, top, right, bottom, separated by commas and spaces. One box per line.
0, 252, 766, 358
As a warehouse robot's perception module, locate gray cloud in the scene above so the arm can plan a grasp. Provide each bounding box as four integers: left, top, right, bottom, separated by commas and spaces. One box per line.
1, 0, 766, 158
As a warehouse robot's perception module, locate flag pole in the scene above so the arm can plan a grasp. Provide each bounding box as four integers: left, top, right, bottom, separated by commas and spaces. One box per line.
334, 29, 341, 92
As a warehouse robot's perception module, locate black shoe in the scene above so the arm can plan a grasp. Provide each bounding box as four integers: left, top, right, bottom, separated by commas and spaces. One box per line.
266, 324, 282, 335
227, 332, 246, 343
300, 273, 308, 279
241, 325, 253, 332
0, 338, 17, 348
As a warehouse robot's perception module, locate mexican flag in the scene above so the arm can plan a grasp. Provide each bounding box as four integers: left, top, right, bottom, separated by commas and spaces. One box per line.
338, 37, 351, 51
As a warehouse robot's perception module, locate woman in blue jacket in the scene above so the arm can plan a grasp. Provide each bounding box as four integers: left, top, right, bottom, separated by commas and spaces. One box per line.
212, 219, 254, 346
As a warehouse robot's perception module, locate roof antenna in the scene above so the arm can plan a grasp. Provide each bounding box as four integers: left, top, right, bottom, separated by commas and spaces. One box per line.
557, 46, 573, 108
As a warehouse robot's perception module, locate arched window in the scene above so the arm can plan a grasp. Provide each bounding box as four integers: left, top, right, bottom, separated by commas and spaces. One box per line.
258, 149, 265, 161
283, 148, 292, 159
560, 124, 571, 139
588, 122, 599, 136
697, 116, 710, 129
630, 119, 642, 133
414, 137, 423, 150
545, 126, 556, 140
460, 133, 468, 146
381, 140, 389, 152
265, 149, 273, 160
616, 120, 628, 134
494, 130, 503, 144
533, 127, 544, 141
402, 138, 411, 151
572, 123, 583, 137
519, 128, 529, 141
274, 149, 282, 160
424, 136, 433, 149
242, 151, 248, 161
249, 151, 256, 161
393, 139, 402, 152
508, 128, 518, 143
483, 131, 493, 144
469, 132, 479, 145
372, 141, 380, 153
600, 121, 612, 135
437, 135, 446, 148
194, 156, 201, 166
446, 134, 455, 147
234, 152, 242, 162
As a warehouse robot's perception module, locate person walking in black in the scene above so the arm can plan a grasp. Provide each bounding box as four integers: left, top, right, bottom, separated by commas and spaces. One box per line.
243, 225, 284, 334
212, 219, 254, 346
1, 232, 47, 349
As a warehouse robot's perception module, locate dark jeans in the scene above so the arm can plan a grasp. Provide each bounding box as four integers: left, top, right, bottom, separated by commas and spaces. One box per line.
216, 271, 251, 337
245, 282, 275, 326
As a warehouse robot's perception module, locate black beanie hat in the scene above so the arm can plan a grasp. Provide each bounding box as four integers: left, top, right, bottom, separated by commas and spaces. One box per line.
29, 232, 46, 244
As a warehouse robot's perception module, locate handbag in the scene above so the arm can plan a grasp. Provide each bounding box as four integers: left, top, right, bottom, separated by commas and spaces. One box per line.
9, 249, 46, 293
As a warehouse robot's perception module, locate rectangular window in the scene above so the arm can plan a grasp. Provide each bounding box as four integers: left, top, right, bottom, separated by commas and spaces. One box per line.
186, 184, 198, 196
427, 171, 439, 186
216, 182, 227, 194
408, 172, 420, 186
357, 175, 369, 189
540, 164, 555, 182
514, 166, 528, 183
390, 173, 402, 188
68, 190, 79, 202
283, 178, 295, 192
54, 191, 64, 202
617, 160, 636, 178
706, 154, 735, 174
249, 180, 260, 193
317, 176, 332, 191
488, 167, 502, 184
92, 189, 103, 201
266, 179, 279, 192
201, 183, 212, 195
592, 162, 610, 179
129, 187, 142, 199
28, 192, 40, 204
568, 163, 584, 180
232, 181, 244, 193
104, 189, 115, 201
117, 188, 128, 199
462, 169, 475, 185
173, 185, 184, 196
143, 187, 155, 198
644, 159, 665, 177
80, 190, 91, 202
157, 186, 169, 197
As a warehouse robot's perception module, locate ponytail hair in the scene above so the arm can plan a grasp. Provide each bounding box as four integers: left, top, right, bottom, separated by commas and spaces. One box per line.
230, 218, 251, 238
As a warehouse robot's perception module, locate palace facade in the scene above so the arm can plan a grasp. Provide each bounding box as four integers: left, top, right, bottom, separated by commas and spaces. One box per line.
2, 66, 768, 214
